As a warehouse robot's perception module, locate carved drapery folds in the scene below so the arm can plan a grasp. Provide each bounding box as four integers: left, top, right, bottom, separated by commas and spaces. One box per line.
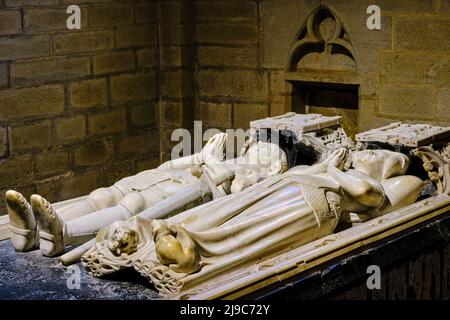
288, 6, 357, 72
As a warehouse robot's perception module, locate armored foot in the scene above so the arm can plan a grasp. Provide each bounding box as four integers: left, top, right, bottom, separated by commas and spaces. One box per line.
5, 190, 39, 252
31, 194, 65, 257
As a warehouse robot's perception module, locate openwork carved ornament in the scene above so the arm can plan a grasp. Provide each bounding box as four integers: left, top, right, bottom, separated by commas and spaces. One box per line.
288, 6, 357, 71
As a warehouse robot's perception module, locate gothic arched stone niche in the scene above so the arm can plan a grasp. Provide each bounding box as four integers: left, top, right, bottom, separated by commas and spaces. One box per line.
286, 5, 360, 138
288, 5, 357, 72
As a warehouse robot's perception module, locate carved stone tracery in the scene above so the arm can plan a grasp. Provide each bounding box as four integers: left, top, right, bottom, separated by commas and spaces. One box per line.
288, 6, 357, 72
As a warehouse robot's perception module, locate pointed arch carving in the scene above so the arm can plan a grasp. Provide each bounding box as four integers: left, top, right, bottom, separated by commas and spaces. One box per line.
288, 6, 357, 72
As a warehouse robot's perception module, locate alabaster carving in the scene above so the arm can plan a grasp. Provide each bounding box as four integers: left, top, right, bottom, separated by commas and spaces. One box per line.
7, 112, 355, 264
81, 148, 424, 297
355, 122, 450, 148
250, 113, 341, 139
412, 146, 450, 195
181, 194, 450, 300
77, 113, 358, 278
356, 122, 450, 196
250, 112, 356, 164
7, 115, 449, 299
6, 132, 288, 260
439, 143, 450, 161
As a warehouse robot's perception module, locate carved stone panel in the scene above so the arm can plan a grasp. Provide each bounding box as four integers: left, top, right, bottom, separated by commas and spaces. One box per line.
250, 112, 355, 165
356, 122, 450, 148
288, 5, 357, 72
250, 112, 341, 138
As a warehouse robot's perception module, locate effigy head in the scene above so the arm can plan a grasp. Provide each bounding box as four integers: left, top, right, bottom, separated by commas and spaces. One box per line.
352, 149, 409, 181
244, 141, 288, 175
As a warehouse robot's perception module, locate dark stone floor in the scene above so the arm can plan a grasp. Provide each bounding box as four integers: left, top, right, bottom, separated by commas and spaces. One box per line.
0, 240, 160, 300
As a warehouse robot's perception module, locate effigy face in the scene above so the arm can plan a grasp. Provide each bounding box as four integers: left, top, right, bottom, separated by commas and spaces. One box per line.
79, 119, 450, 299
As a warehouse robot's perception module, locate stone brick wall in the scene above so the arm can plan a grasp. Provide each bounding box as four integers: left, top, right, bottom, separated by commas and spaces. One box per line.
159, 1, 196, 162
154, 0, 450, 142
0, 0, 159, 214
196, 0, 272, 132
